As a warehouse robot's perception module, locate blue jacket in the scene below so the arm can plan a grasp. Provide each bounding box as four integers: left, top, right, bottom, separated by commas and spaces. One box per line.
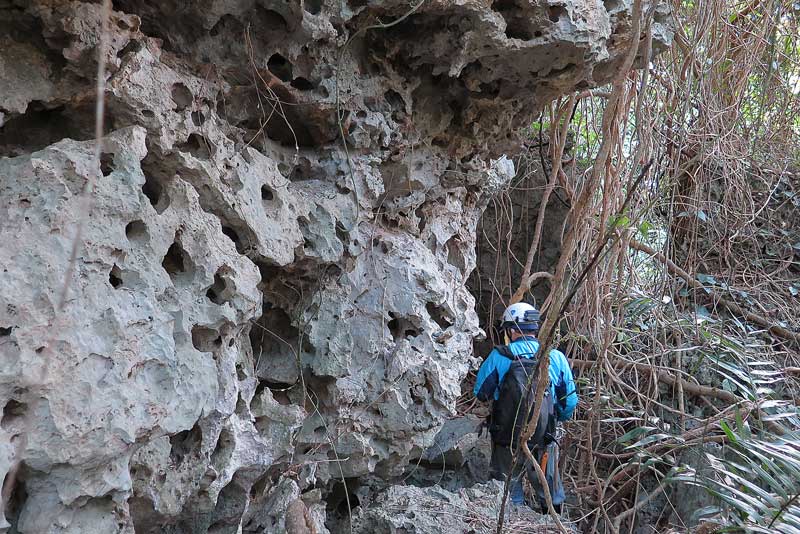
473, 336, 578, 422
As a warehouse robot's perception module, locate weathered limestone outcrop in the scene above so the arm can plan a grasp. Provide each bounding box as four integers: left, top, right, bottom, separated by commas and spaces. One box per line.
0, 0, 669, 531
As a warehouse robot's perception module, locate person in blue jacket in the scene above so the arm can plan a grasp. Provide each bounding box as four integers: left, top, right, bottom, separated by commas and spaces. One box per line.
473, 302, 578, 514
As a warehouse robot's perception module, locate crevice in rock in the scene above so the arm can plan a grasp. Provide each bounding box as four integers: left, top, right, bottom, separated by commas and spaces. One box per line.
267, 54, 293, 83
169, 423, 202, 467
130, 496, 170, 534
177, 133, 212, 159
426, 302, 453, 329
100, 152, 115, 176
221, 224, 249, 256
171, 82, 193, 112
2, 469, 27, 528
2, 399, 27, 430
140, 152, 172, 213
0, 326, 12, 337
191, 110, 206, 126
290, 77, 315, 91
191, 325, 223, 353
211, 428, 234, 471
325, 478, 361, 529
251, 303, 301, 386
162, 239, 194, 281
0, 101, 114, 158
109, 264, 124, 289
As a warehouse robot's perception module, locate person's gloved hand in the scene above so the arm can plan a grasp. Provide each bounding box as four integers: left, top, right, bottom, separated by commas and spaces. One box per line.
554, 422, 566, 442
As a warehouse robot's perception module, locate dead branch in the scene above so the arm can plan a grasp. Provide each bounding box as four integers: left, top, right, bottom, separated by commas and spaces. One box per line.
630, 240, 800, 344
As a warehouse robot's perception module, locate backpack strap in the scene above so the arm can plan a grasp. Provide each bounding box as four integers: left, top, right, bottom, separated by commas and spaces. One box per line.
494, 345, 516, 359
495, 344, 539, 360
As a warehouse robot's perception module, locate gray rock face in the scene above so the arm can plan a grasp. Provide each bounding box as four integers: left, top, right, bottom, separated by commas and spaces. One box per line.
351, 480, 568, 534
0, 0, 669, 532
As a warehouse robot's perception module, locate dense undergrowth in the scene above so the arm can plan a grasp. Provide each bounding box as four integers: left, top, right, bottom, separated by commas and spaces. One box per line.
468, 0, 800, 531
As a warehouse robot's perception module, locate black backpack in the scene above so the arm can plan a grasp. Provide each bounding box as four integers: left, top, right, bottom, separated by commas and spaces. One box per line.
489, 345, 556, 449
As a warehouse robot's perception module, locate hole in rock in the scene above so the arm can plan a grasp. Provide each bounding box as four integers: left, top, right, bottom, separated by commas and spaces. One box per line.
139, 153, 172, 214
249, 473, 271, 499
534, 30, 543, 37
255, 7, 289, 32
267, 54, 293, 82
304, 0, 322, 14
446, 236, 467, 272
327, 478, 361, 519
192, 326, 223, 353
491, 0, 535, 40
100, 153, 115, 176
221, 225, 247, 255
426, 302, 453, 329
125, 220, 148, 242
603, 0, 620, 11
169, 423, 202, 467
211, 428, 234, 469
2, 399, 26, 430
261, 185, 275, 201
0, 101, 113, 158
386, 312, 418, 341
235, 363, 247, 381
171, 83, 193, 112
209, 14, 241, 37
290, 77, 314, 91
162, 241, 192, 280
206, 270, 233, 305
548, 5, 566, 22
251, 305, 301, 388
254, 380, 293, 406
384, 89, 406, 121
191, 110, 206, 126
141, 109, 155, 119
479, 81, 501, 97
178, 133, 211, 159
505, 23, 533, 40
0, 326, 11, 337
109, 265, 123, 289
263, 105, 318, 148
3, 471, 27, 527
141, 175, 163, 209
117, 40, 141, 60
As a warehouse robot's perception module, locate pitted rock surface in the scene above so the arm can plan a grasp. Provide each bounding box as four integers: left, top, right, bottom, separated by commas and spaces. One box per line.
0, 0, 669, 532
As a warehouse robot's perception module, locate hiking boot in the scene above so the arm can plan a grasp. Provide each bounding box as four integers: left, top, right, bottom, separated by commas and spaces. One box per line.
539, 503, 562, 515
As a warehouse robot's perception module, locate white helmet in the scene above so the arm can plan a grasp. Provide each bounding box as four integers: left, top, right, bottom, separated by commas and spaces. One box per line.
501, 302, 540, 332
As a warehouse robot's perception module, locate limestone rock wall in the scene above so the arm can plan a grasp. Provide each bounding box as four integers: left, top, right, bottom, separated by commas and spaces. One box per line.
0, 0, 669, 532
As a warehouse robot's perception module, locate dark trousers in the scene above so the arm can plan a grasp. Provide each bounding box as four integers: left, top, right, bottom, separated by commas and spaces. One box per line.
489, 441, 565, 509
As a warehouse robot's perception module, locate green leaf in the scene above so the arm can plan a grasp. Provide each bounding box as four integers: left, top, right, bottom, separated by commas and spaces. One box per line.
697, 273, 717, 285
720, 420, 738, 443
626, 433, 682, 449
615, 426, 655, 444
